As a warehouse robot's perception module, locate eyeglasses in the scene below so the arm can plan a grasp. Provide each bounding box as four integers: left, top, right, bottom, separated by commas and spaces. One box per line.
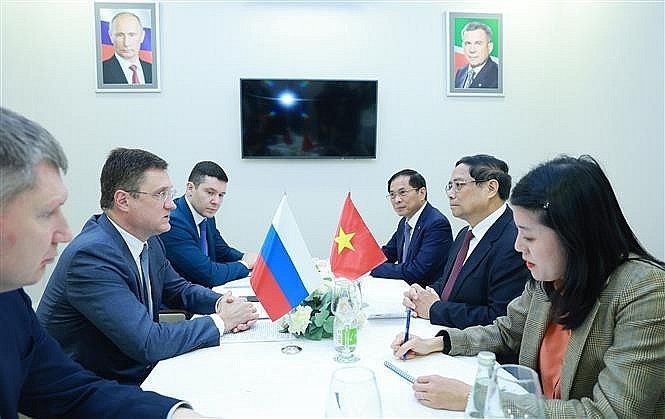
126, 188, 177, 203
386, 188, 419, 200
445, 179, 486, 193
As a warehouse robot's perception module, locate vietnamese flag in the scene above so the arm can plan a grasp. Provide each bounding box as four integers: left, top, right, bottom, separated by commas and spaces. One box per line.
330, 193, 386, 280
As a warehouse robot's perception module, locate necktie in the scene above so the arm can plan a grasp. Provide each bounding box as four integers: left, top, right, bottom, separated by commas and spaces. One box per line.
139, 244, 154, 319
129, 64, 140, 84
199, 219, 209, 256
463, 68, 475, 88
441, 229, 474, 301
402, 222, 412, 261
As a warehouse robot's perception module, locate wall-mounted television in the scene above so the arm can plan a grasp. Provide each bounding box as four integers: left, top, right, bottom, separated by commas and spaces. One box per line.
241, 79, 377, 159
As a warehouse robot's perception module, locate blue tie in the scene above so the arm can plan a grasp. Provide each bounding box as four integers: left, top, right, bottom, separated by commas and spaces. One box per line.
199, 219, 209, 256
463, 68, 475, 88
402, 222, 412, 261
139, 244, 154, 319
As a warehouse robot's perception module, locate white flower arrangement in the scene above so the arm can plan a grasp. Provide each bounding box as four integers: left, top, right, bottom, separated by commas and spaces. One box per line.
278, 277, 366, 340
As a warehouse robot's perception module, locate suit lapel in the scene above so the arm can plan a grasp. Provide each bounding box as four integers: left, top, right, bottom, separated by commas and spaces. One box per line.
397, 218, 406, 262
99, 214, 149, 309
521, 287, 551, 371
109, 56, 127, 83
559, 300, 600, 399
440, 229, 466, 287
446, 208, 511, 299
407, 203, 430, 262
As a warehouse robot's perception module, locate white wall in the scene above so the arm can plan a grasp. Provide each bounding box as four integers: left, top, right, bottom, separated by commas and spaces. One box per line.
2, 1, 663, 305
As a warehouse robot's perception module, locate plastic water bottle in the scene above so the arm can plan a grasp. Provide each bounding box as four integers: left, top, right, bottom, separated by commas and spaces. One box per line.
464, 351, 496, 418
333, 313, 358, 355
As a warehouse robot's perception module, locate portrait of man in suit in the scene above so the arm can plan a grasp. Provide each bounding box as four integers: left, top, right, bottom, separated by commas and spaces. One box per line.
447, 13, 502, 96
95, 3, 159, 91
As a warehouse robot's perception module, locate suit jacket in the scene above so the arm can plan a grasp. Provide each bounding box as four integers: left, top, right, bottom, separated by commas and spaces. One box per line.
454, 58, 499, 88
102, 55, 152, 84
36, 213, 222, 385
160, 196, 249, 287
1, 289, 179, 419
370, 202, 453, 287
446, 259, 665, 418
429, 206, 529, 329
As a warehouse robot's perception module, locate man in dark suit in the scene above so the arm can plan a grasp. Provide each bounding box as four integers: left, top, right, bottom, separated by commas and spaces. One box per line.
0, 107, 202, 418
404, 155, 529, 329
37, 148, 258, 385
160, 162, 258, 287
371, 169, 453, 287
453, 22, 499, 89
102, 12, 152, 84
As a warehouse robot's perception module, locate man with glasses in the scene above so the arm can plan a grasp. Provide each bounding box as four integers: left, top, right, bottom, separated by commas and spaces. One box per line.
160, 161, 258, 287
1, 108, 211, 418
403, 155, 528, 333
37, 148, 258, 385
370, 169, 453, 286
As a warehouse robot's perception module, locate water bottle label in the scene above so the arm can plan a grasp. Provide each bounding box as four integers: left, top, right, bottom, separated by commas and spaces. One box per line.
341, 326, 357, 346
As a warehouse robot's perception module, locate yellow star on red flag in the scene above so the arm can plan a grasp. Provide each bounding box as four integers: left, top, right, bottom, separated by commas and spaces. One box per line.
334, 227, 355, 254
330, 193, 387, 280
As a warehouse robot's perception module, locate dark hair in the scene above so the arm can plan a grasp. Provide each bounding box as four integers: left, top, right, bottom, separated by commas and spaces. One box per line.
510, 155, 664, 330
0, 107, 68, 206
188, 161, 228, 186
388, 169, 427, 200
456, 154, 511, 200
100, 148, 168, 210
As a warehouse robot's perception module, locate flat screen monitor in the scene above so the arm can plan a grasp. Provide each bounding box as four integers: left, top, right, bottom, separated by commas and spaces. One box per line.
241, 79, 377, 159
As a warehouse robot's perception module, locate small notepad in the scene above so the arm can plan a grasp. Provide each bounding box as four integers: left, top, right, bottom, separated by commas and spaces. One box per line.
384, 360, 416, 383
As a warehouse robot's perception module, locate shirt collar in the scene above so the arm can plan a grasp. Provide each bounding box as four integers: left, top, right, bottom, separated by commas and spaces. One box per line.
405, 201, 427, 229
107, 215, 146, 262
469, 60, 487, 75
114, 52, 140, 67
469, 202, 507, 241
185, 195, 207, 226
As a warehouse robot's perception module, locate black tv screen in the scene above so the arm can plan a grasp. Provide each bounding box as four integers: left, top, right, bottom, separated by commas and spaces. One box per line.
241, 79, 377, 159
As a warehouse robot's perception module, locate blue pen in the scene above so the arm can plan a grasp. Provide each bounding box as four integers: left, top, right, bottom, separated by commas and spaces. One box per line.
402, 309, 411, 360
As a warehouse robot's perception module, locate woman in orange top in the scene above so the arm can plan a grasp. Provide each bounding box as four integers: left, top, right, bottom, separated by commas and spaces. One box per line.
392, 155, 665, 417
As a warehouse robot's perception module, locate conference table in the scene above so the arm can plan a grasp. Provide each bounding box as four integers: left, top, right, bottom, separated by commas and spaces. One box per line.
142, 278, 479, 417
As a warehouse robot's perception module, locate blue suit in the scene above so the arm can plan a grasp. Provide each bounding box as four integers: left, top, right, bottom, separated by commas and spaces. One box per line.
454, 58, 499, 89
2, 289, 179, 419
429, 206, 529, 329
160, 196, 249, 287
370, 202, 453, 286
37, 213, 222, 385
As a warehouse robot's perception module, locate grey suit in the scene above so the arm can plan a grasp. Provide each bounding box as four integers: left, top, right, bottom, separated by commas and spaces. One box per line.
446, 259, 665, 417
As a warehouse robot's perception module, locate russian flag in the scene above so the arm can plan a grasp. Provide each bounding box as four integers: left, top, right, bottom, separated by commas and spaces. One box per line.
250, 196, 321, 321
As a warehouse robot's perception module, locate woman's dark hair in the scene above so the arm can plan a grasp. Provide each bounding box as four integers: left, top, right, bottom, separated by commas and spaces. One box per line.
510, 155, 664, 329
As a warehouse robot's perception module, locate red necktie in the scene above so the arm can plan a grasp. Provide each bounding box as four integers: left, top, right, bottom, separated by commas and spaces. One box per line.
129, 64, 139, 84
441, 229, 474, 301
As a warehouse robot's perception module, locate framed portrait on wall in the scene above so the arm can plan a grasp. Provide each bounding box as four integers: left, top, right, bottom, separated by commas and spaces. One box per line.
446, 12, 503, 97
94, 2, 160, 92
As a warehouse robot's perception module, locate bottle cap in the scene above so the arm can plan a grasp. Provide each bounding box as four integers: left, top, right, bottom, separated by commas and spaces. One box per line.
477, 351, 496, 365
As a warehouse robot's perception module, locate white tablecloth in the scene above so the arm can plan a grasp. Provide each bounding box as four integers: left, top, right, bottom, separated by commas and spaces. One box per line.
142, 278, 478, 417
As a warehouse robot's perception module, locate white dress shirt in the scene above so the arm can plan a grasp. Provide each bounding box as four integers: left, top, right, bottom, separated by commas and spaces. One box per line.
114, 53, 146, 84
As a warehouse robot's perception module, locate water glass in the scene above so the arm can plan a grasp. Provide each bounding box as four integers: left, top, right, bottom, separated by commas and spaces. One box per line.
324, 366, 382, 417
484, 364, 545, 418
